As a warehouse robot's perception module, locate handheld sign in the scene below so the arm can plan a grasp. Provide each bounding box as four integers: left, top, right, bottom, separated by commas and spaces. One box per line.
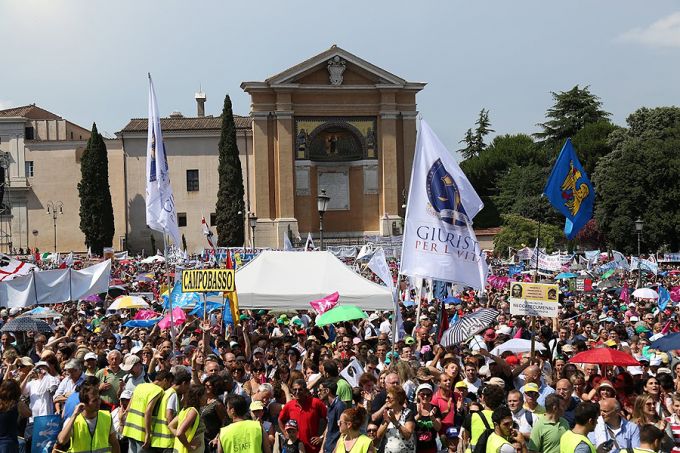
508, 282, 559, 318
181, 269, 235, 293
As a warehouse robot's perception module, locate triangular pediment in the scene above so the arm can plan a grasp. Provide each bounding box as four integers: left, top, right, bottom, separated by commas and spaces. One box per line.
265, 45, 408, 87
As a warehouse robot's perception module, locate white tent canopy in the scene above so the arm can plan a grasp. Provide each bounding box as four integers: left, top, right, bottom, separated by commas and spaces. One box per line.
235, 251, 393, 311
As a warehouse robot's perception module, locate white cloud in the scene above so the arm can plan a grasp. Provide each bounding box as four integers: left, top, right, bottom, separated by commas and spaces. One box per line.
619, 12, 680, 48
0, 100, 14, 111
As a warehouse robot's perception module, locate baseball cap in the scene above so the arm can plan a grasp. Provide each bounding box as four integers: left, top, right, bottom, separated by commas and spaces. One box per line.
404, 336, 415, 345
483, 328, 497, 341
250, 400, 264, 411
455, 381, 468, 389
445, 427, 459, 439
130, 345, 143, 355
486, 377, 505, 387
35, 361, 50, 369
120, 389, 133, 400
253, 347, 265, 356
416, 383, 433, 395
64, 359, 81, 371
84, 352, 98, 361
352, 337, 361, 345
523, 383, 540, 393
120, 355, 141, 372
285, 420, 298, 431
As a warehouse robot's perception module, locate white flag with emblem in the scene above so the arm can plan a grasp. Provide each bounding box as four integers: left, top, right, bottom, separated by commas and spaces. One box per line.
145, 74, 181, 248
400, 119, 487, 289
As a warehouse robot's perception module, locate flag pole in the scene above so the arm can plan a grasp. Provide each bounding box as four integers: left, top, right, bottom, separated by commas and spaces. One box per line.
164, 233, 175, 356
530, 217, 541, 360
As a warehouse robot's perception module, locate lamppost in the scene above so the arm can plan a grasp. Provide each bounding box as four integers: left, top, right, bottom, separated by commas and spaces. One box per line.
317, 189, 330, 250
46, 201, 63, 253
248, 213, 258, 251
635, 218, 643, 288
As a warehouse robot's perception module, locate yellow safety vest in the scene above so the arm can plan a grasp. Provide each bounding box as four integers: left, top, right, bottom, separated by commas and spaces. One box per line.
560, 430, 596, 453
486, 432, 511, 453
219, 419, 263, 453
69, 410, 112, 453
173, 407, 200, 453
151, 387, 177, 448
122, 382, 163, 442
334, 434, 373, 453
466, 410, 494, 453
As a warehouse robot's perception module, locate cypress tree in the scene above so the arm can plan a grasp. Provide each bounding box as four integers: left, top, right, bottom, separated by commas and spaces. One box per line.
78, 123, 114, 255
215, 95, 245, 246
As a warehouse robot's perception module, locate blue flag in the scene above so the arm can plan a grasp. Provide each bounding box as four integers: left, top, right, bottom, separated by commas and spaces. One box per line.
658, 286, 671, 311
543, 139, 595, 240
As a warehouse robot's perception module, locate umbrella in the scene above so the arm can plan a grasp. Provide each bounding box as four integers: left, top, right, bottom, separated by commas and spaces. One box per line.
158, 307, 187, 329
440, 308, 499, 347
650, 333, 680, 352
1, 317, 53, 333
490, 338, 547, 355
443, 296, 462, 305
24, 307, 62, 319
84, 294, 102, 302
402, 300, 415, 308
568, 348, 640, 366
108, 286, 127, 298
632, 288, 659, 300
601, 269, 616, 280
555, 272, 577, 280
135, 274, 155, 283
108, 295, 150, 310
316, 304, 367, 326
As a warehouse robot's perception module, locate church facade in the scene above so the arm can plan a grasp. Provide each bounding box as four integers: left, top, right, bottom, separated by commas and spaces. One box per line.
0, 46, 426, 253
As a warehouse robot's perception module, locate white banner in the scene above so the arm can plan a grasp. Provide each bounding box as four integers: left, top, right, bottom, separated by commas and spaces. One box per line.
400, 119, 487, 289
529, 250, 563, 272
0, 260, 111, 308
0, 254, 36, 282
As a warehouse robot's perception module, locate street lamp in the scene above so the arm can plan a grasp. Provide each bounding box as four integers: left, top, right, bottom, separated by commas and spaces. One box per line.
248, 213, 258, 251
317, 189, 330, 250
635, 218, 643, 288
46, 201, 63, 253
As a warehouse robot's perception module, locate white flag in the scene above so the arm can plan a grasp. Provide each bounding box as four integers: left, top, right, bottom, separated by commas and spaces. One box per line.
304, 233, 315, 251
283, 233, 294, 251
0, 254, 36, 282
400, 119, 488, 289
611, 250, 630, 270
367, 247, 405, 340
145, 74, 181, 248
201, 216, 216, 251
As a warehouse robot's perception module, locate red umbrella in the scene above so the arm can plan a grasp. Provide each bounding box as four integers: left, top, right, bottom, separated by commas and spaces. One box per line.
568, 348, 640, 366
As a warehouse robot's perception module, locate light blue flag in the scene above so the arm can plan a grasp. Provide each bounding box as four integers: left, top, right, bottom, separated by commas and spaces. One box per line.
163, 281, 201, 309
658, 286, 671, 311
543, 139, 595, 240
450, 311, 459, 325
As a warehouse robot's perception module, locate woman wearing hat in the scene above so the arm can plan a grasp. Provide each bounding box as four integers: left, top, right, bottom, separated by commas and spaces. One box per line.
413, 383, 441, 453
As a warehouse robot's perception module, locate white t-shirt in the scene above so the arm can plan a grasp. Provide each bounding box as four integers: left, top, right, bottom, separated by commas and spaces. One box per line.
23, 375, 60, 421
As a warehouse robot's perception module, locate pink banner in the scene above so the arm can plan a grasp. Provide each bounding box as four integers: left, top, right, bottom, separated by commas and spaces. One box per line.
134, 309, 161, 320
310, 292, 339, 315
671, 286, 680, 303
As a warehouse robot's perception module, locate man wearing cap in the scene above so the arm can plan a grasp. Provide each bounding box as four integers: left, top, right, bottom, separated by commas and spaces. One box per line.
83, 351, 99, 376
54, 359, 85, 414
122, 370, 173, 452
588, 398, 640, 453
122, 354, 149, 394
363, 314, 381, 346
96, 349, 126, 408
519, 365, 554, 406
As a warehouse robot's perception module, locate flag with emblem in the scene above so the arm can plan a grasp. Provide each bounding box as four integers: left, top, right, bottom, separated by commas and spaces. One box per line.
543, 139, 595, 239
400, 119, 487, 289
145, 74, 181, 248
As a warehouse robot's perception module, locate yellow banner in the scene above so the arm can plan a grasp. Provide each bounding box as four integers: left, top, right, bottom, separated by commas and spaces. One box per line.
509, 282, 559, 317
181, 269, 235, 293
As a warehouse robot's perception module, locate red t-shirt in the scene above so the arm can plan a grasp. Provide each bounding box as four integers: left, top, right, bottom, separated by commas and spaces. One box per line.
431, 389, 457, 432
278, 397, 328, 453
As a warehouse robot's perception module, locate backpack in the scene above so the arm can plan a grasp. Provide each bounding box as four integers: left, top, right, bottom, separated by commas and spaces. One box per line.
472, 412, 493, 453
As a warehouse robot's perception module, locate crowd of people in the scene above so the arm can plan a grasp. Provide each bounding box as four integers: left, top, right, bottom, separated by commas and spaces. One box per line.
0, 252, 678, 453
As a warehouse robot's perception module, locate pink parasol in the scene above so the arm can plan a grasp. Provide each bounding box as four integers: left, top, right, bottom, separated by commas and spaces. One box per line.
157, 307, 186, 329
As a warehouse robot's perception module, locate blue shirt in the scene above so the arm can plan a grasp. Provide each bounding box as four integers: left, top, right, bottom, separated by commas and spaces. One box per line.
588, 417, 641, 453
323, 396, 347, 453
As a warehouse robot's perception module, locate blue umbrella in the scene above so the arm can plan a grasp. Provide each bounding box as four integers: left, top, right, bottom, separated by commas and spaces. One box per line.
650, 333, 680, 352
555, 272, 577, 280
402, 300, 415, 307
444, 296, 462, 305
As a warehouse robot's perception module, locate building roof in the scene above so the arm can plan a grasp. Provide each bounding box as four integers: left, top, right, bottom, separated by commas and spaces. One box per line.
118, 115, 252, 133
0, 104, 64, 120
474, 227, 503, 236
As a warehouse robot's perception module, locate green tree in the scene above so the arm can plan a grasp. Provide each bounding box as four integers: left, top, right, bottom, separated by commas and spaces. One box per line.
459, 109, 494, 160
493, 214, 564, 254
593, 107, 680, 253
77, 123, 114, 255
215, 95, 245, 246
570, 120, 619, 176
461, 133, 543, 227
535, 85, 610, 143
493, 164, 561, 224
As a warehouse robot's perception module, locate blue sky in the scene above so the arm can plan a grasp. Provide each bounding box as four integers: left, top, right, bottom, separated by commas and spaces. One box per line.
1, 1, 679, 156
